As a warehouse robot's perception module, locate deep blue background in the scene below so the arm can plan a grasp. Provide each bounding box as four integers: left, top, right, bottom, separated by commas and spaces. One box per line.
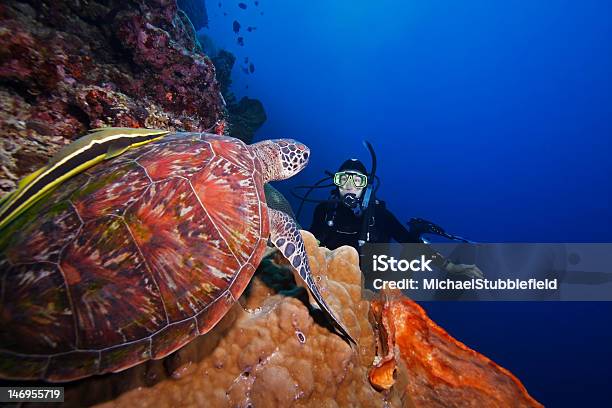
203, 1, 612, 405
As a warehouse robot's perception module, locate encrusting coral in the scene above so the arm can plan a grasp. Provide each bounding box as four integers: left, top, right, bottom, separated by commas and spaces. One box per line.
0, 0, 268, 196
0, 0, 225, 194
32, 231, 542, 407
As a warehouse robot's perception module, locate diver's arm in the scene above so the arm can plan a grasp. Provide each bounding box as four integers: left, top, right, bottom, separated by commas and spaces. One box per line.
383, 208, 442, 263
385, 209, 483, 278
397, 212, 483, 278
385, 208, 456, 269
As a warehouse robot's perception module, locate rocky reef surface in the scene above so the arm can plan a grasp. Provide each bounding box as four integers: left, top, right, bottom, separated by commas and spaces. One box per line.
0, 0, 265, 196
15, 231, 541, 407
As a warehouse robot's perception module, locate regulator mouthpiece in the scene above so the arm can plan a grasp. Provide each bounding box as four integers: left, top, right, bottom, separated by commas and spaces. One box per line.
342, 193, 359, 209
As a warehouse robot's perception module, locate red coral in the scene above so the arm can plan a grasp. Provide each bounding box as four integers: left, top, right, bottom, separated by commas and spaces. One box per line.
371, 290, 544, 407
0, 0, 226, 189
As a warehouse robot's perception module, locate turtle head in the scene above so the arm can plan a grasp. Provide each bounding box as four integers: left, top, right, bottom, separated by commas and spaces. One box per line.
250, 139, 310, 182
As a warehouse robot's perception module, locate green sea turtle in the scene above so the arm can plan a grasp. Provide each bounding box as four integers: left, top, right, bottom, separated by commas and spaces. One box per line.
0, 128, 354, 382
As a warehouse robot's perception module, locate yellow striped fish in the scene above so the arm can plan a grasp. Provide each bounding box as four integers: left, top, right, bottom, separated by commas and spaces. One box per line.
0, 127, 169, 231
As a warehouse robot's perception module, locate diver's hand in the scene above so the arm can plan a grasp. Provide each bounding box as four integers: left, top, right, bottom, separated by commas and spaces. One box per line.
445, 262, 484, 279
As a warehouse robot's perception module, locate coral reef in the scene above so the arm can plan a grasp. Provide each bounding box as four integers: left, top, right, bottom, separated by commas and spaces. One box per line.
227, 96, 267, 144
0, 0, 225, 194
9, 231, 542, 407
205, 41, 268, 143
0, 0, 269, 196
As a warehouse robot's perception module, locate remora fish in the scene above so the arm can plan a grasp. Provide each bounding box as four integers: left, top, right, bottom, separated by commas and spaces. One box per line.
0, 127, 169, 230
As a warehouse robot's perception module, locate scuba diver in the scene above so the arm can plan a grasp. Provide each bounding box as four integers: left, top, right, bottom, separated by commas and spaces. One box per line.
292, 142, 482, 279
309, 158, 415, 249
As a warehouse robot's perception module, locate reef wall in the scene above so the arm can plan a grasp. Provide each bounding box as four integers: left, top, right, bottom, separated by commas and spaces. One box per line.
29, 231, 542, 407
0, 0, 225, 195
205, 41, 267, 144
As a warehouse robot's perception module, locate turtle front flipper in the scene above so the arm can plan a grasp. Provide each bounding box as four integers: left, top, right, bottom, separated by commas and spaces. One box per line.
268, 208, 356, 345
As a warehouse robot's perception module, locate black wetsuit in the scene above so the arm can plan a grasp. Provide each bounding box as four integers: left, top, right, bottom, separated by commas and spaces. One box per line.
310, 200, 415, 249
309, 199, 446, 268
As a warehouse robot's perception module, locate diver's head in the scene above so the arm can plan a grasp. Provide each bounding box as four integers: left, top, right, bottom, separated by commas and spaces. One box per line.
249, 139, 310, 182
334, 159, 368, 208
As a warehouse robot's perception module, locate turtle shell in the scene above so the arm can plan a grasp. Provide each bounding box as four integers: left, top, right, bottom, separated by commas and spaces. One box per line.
0, 132, 269, 381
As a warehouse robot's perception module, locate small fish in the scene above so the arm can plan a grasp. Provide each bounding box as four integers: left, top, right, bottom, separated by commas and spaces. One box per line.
218, 2, 222, 7
255, 1, 259, 5
0, 127, 169, 231
237, 37, 244, 46
247, 26, 256, 32
238, 2, 247, 9
233, 20, 241, 33
244, 57, 249, 63
249, 63, 255, 73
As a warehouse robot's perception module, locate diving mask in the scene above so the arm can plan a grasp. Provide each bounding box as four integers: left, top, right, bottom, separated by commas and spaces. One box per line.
333, 171, 368, 188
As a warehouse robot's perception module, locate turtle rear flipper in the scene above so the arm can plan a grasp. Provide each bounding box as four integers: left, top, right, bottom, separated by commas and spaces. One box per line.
264, 183, 301, 229
268, 208, 356, 345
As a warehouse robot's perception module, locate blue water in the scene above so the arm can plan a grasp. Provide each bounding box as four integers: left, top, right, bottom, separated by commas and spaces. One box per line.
203, 1, 612, 405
